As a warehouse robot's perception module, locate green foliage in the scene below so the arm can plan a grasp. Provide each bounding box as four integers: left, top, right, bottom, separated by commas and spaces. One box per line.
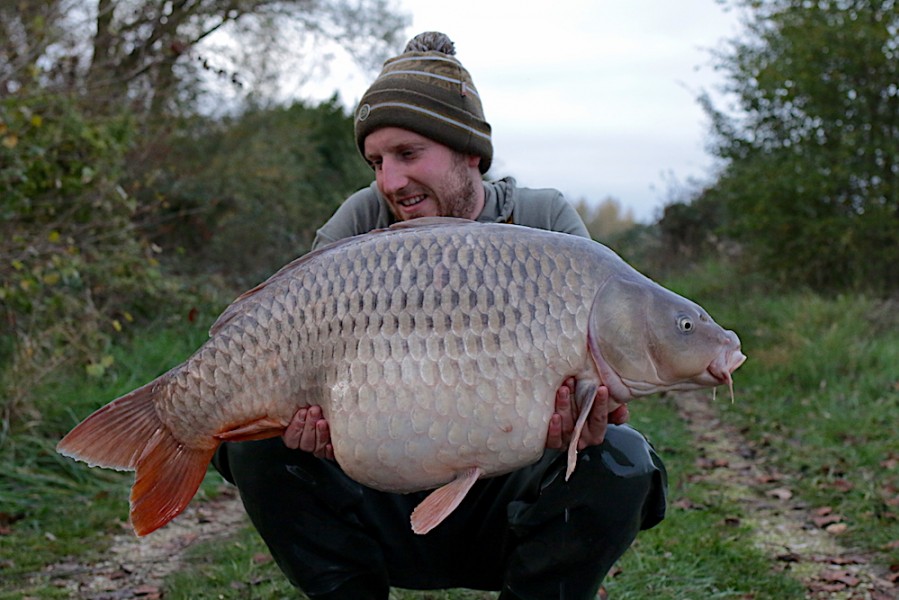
0, 94, 190, 429
700, 0, 899, 293
134, 97, 373, 288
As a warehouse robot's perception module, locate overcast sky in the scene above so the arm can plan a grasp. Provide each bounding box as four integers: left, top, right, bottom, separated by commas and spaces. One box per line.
294, 0, 745, 222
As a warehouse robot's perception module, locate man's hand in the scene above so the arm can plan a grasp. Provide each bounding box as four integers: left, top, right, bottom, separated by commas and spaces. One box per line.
546, 377, 629, 450
282, 405, 335, 460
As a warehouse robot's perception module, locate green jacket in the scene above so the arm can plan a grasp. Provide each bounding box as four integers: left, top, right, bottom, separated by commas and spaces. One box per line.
312, 177, 589, 250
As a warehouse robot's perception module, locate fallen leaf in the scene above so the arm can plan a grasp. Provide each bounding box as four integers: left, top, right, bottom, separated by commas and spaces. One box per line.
808, 582, 847, 593
673, 498, 705, 510
820, 569, 860, 587
825, 523, 848, 535
767, 488, 793, 500
776, 552, 801, 563
696, 457, 729, 469
825, 554, 866, 565
829, 478, 854, 492
813, 513, 844, 528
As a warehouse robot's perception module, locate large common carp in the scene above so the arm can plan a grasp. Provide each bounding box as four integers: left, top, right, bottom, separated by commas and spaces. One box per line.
58, 218, 745, 536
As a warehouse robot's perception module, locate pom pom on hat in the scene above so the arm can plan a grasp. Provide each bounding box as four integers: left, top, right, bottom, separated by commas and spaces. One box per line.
354, 32, 493, 174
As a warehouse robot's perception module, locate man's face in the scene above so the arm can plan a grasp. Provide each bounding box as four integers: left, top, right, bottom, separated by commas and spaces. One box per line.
363, 127, 482, 221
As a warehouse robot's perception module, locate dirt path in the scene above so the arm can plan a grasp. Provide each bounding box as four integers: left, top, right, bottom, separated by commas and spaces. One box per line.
39, 393, 896, 599
40, 487, 248, 599
674, 392, 896, 599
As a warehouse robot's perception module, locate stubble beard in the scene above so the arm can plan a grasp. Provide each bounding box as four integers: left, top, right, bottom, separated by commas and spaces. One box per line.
435, 154, 479, 219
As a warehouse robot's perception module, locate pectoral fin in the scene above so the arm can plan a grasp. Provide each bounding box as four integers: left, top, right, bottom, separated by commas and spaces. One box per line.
214, 417, 289, 442
410, 467, 483, 535
566, 381, 598, 481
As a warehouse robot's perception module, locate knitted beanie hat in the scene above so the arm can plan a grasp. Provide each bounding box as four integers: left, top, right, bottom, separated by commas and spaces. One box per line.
354, 32, 493, 174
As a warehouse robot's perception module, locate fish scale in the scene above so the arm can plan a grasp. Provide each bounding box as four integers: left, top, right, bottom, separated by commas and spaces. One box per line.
57, 217, 745, 536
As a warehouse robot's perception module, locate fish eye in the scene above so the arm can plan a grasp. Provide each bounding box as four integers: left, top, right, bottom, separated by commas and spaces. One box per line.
677, 315, 695, 334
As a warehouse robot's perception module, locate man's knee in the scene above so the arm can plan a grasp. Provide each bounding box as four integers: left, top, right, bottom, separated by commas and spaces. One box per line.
575, 425, 668, 530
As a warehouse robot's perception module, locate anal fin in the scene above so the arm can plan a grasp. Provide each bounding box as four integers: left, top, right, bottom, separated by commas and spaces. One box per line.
410, 467, 482, 535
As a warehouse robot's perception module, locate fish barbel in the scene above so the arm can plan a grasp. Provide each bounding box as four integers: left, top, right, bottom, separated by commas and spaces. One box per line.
57, 218, 745, 535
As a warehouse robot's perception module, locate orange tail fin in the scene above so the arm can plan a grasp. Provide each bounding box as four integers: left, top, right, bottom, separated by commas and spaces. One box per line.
56, 378, 216, 536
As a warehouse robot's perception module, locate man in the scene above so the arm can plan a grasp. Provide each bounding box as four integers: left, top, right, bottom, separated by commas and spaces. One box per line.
213, 32, 667, 600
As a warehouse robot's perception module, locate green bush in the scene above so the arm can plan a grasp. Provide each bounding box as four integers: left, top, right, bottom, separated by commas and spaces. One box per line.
133, 97, 374, 289
1, 94, 185, 427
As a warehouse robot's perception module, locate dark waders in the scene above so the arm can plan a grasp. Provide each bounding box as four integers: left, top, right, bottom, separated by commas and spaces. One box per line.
213, 424, 667, 600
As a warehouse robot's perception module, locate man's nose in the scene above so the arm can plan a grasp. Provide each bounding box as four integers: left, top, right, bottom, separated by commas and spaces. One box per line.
378, 157, 408, 195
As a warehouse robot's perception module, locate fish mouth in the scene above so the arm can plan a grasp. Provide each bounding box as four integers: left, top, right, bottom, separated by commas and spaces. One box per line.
704, 347, 747, 402
707, 348, 747, 384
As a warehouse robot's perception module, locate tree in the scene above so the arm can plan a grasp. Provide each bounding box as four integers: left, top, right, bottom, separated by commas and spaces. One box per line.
1, 0, 408, 117
700, 0, 898, 292
140, 97, 373, 287
573, 196, 636, 242
1, 0, 409, 417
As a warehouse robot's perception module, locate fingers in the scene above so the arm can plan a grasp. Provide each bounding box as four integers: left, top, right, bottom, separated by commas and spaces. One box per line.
608, 403, 630, 425
281, 406, 334, 460
282, 408, 306, 450
555, 376, 576, 432
545, 413, 563, 449
547, 377, 579, 449
578, 385, 610, 450
297, 406, 321, 453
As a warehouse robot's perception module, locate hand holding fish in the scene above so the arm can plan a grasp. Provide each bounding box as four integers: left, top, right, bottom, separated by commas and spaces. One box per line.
282, 405, 334, 460
546, 378, 629, 450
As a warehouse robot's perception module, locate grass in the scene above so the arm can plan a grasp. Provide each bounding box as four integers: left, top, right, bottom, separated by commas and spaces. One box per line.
1, 267, 896, 598
665, 262, 899, 567
0, 315, 214, 597
605, 396, 805, 599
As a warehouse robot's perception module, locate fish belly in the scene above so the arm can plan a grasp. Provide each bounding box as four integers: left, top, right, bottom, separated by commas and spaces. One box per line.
327, 367, 561, 492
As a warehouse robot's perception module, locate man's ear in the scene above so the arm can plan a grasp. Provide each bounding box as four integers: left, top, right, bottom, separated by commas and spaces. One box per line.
468, 154, 482, 169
